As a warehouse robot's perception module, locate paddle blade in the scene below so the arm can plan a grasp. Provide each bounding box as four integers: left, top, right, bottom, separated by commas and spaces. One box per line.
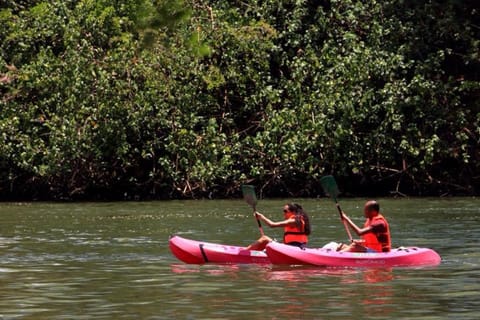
241, 185, 257, 209
320, 175, 340, 201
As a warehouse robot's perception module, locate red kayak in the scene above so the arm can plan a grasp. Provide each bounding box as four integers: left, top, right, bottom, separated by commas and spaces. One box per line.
169, 235, 270, 264
266, 241, 441, 267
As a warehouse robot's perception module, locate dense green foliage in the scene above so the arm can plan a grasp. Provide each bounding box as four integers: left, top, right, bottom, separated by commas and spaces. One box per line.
1, 0, 479, 200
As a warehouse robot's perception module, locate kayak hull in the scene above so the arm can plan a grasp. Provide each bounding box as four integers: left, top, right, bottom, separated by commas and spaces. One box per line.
169, 235, 270, 264
266, 242, 441, 267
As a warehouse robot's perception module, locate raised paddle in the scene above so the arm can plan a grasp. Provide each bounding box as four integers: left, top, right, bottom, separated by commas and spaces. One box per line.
241, 184, 264, 236
320, 175, 353, 242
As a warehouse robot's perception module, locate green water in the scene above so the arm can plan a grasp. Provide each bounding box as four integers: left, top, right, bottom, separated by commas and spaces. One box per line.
0, 198, 479, 319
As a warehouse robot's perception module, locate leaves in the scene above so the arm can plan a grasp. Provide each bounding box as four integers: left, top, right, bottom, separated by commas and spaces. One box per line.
0, 0, 478, 199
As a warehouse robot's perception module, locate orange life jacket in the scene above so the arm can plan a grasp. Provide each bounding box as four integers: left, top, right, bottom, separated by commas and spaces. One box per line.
362, 214, 391, 252
283, 213, 308, 244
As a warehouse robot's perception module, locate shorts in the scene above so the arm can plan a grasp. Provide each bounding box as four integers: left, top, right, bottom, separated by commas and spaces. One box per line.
285, 241, 307, 249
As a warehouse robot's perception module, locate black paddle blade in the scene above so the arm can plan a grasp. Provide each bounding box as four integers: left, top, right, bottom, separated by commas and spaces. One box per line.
241, 185, 257, 209
320, 175, 340, 202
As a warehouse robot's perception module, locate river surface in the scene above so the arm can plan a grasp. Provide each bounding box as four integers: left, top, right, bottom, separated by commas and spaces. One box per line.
0, 198, 478, 319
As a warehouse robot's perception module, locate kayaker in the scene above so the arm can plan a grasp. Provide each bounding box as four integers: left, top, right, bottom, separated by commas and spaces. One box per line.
336, 200, 391, 253
246, 203, 311, 251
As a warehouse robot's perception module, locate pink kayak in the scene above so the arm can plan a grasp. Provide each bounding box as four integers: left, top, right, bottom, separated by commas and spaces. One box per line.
169, 235, 270, 264
266, 242, 441, 267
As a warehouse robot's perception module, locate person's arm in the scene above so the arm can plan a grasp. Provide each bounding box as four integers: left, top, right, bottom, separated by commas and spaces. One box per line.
340, 212, 373, 236
255, 212, 296, 228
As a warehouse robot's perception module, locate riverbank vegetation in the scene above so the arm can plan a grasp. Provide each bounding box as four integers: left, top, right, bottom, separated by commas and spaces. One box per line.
1, 0, 479, 200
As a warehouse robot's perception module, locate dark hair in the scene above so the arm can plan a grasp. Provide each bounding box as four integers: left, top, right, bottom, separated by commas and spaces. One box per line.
366, 200, 380, 212
287, 203, 311, 235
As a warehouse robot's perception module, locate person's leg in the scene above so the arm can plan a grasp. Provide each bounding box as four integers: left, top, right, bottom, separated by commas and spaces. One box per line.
335, 243, 349, 251
339, 242, 368, 252
246, 235, 272, 251
285, 241, 306, 249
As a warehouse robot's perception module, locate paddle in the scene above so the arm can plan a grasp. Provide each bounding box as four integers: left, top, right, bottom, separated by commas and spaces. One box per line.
241, 185, 264, 236
320, 175, 353, 242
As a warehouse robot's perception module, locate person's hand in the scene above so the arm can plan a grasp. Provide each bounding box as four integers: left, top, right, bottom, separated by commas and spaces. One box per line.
254, 211, 264, 220
340, 211, 348, 221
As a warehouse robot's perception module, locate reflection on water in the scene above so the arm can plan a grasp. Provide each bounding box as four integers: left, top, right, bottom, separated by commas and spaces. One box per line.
267, 266, 395, 284
170, 264, 397, 318
0, 199, 479, 319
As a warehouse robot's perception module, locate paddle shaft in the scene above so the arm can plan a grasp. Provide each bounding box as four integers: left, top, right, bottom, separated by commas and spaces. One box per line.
241, 185, 264, 236
335, 201, 353, 242
320, 175, 353, 242
253, 203, 265, 236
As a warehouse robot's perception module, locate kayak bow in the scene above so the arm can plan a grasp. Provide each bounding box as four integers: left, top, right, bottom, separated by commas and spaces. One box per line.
169, 235, 270, 264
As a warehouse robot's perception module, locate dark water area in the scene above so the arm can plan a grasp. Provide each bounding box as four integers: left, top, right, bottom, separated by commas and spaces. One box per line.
0, 198, 479, 319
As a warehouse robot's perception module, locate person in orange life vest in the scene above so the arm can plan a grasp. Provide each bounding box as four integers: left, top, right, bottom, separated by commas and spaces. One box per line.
246, 203, 311, 251
337, 200, 391, 253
